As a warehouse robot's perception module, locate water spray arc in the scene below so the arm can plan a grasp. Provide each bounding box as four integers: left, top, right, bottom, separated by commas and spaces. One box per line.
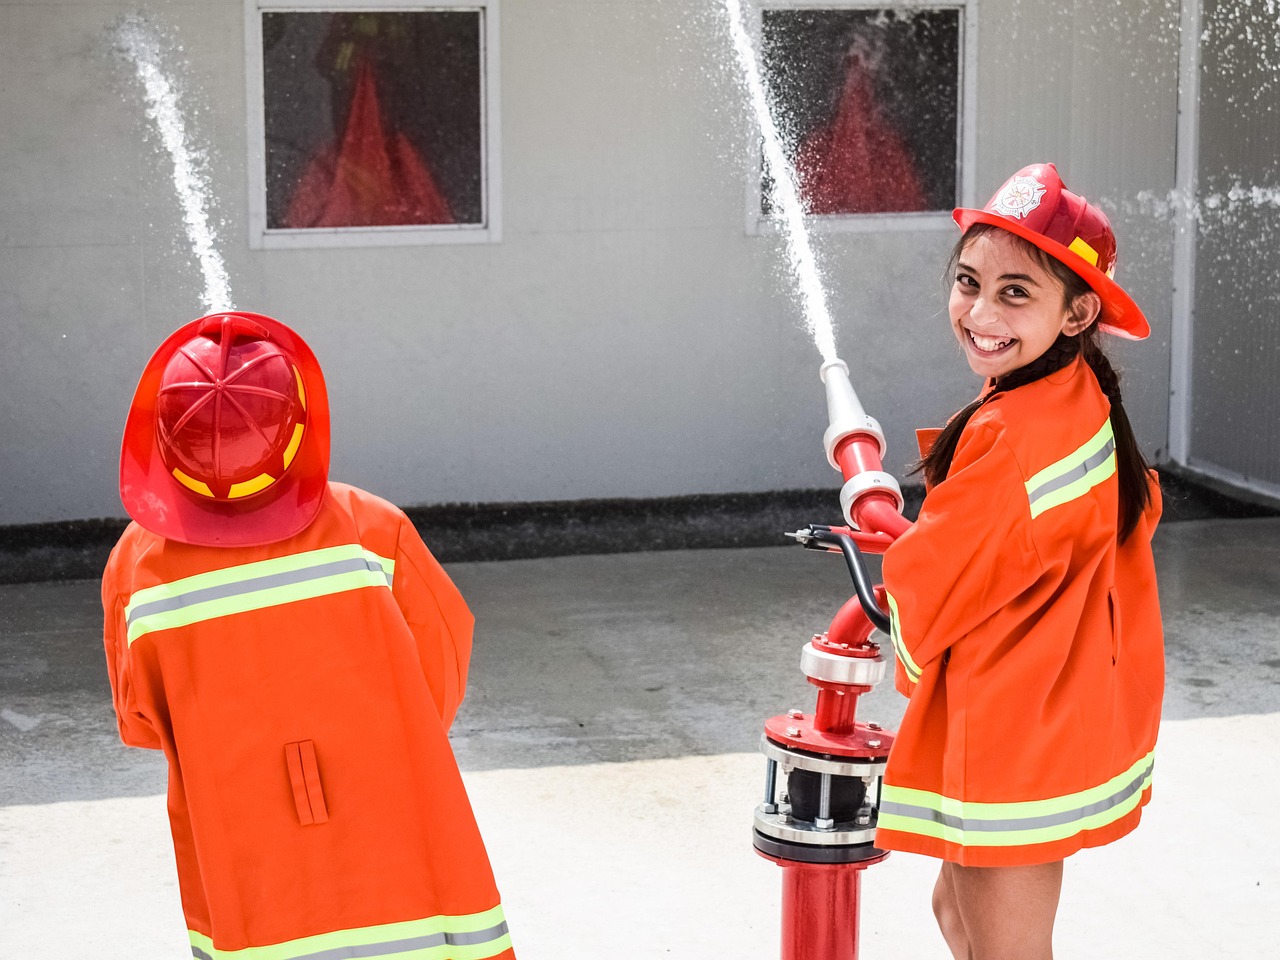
721, 3, 911, 958
114, 16, 234, 315
722, 0, 836, 363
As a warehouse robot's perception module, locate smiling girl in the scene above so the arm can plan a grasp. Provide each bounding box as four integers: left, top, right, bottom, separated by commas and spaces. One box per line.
876, 164, 1164, 959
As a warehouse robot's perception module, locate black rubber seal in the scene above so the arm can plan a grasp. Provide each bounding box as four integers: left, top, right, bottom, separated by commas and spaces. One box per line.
752, 829, 888, 864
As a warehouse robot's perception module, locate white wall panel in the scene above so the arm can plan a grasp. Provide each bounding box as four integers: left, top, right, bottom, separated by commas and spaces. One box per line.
1187, 0, 1280, 496
0, 0, 1185, 524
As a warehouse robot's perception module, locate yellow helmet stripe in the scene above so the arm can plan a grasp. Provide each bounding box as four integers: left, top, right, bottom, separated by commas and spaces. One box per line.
172, 468, 214, 498
227, 473, 277, 499
282, 422, 305, 469
1068, 236, 1100, 266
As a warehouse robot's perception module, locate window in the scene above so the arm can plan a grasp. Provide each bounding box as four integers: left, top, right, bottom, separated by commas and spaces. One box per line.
754, 2, 974, 232
246, 0, 500, 248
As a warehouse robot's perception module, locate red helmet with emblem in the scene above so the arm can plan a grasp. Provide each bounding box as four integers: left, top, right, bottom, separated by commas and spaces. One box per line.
120, 312, 330, 547
953, 163, 1149, 340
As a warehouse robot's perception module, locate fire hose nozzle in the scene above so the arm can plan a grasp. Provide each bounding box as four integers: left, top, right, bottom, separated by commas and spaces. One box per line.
819, 359, 887, 469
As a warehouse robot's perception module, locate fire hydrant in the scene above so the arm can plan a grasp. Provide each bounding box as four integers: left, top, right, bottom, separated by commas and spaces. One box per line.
753, 358, 910, 960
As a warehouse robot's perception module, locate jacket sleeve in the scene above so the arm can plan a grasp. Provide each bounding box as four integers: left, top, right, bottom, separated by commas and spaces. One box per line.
881, 421, 1044, 691
392, 513, 475, 729
101, 550, 163, 750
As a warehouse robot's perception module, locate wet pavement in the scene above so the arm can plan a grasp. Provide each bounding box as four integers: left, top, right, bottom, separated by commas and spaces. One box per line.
2, 517, 1279, 957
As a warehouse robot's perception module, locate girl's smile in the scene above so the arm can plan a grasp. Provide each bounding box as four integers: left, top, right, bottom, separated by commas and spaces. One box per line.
948, 230, 1096, 379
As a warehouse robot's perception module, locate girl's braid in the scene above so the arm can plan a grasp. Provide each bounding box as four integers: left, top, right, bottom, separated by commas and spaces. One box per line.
1078, 327, 1153, 540
1080, 332, 1121, 404
991, 332, 1081, 395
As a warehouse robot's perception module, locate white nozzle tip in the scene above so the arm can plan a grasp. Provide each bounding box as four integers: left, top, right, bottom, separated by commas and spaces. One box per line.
819, 358, 850, 383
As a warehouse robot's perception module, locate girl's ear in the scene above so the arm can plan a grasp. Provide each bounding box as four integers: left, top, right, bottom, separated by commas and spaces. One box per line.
1064, 291, 1102, 335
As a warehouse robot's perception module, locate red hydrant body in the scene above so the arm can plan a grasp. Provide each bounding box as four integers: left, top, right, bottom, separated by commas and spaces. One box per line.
753, 628, 894, 960
777, 858, 886, 960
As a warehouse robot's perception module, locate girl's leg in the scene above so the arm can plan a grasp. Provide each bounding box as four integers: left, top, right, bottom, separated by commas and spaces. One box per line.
932, 862, 971, 959
946, 860, 1063, 960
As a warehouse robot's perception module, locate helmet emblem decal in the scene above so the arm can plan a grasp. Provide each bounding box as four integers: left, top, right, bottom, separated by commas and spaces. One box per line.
990, 175, 1047, 219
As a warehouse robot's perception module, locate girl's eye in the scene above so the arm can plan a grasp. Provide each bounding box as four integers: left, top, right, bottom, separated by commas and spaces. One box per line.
955, 273, 977, 289
1004, 285, 1029, 299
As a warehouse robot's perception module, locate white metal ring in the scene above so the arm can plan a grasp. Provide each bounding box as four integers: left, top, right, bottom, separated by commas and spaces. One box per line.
799, 642, 886, 685
823, 418, 888, 470
839, 471, 905, 527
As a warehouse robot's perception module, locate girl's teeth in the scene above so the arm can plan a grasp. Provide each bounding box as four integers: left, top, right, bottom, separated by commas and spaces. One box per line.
971, 333, 1011, 352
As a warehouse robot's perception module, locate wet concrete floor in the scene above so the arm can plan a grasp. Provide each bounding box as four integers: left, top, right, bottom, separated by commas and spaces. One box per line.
2, 517, 1278, 957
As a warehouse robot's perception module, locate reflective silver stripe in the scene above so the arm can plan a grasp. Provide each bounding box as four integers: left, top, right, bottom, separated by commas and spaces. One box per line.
125, 545, 395, 645
884, 592, 921, 684
446, 923, 511, 947
879, 753, 1155, 848
1024, 419, 1117, 519
187, 906, 510, 960
1027, 436, 1116, 508
127, 555, 391, 627
282, 922, 510, 960
882, 759, 1152, 834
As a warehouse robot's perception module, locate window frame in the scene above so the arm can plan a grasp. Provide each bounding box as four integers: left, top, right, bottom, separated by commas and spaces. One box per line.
745, 0, 977, 236
244, 0, 502, 249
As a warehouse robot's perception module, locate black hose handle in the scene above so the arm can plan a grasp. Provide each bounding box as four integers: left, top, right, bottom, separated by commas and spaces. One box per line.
809, 527, 891, 635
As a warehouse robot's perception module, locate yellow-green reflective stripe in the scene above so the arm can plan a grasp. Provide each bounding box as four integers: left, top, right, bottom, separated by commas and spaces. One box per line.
188, 905, 509, 960
879, 751, 1154, 848
125, 544, 395, 646
1024, 419, 1117, 519
884, 592, 921, 683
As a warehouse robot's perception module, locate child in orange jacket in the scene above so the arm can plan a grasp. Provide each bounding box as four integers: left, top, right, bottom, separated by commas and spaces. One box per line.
102, 312, 515, 960
875, 164, 1163, 959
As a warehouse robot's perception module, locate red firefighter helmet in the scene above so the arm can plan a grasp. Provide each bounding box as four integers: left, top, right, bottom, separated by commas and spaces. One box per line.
120, 312, 330, 547
953, 163, 1149, 340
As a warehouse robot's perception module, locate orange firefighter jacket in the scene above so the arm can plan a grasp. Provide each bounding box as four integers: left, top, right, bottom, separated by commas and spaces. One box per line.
876, 358, 1164, 866
102, 482, 514, 960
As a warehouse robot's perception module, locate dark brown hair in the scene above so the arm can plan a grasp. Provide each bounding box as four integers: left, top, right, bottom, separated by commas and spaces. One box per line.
918, 223, 1152, 541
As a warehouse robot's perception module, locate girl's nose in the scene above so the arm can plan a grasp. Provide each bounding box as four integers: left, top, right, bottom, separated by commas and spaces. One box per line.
968, 296, 999, 328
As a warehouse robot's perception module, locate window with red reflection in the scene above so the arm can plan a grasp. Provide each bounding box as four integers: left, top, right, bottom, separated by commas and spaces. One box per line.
761, 7, 961, 217
260, 10, 484, 230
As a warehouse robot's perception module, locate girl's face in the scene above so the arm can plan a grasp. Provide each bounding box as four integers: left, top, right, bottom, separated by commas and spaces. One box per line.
948, 230, 1097, 379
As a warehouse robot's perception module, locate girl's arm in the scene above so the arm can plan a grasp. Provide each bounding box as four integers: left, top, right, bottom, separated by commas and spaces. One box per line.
391, 512, 475, 730
882, 421, 1043, 688
101, 549, 163, 749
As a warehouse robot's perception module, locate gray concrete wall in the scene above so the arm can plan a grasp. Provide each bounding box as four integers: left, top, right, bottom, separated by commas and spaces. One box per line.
1, 0, 1181, 526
